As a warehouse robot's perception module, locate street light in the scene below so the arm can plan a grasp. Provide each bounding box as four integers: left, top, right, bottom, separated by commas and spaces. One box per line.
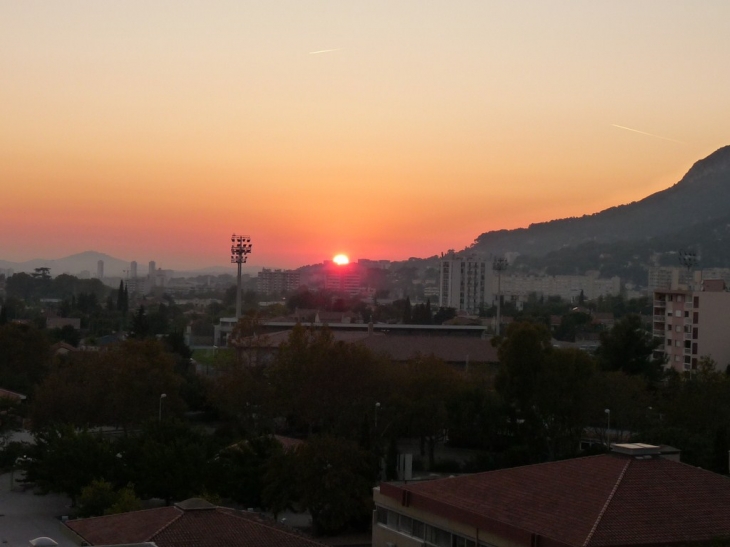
231, 234, 253, 319
604, 408, 611, 447
492, 257, 508, 336
159, 393, 167, 422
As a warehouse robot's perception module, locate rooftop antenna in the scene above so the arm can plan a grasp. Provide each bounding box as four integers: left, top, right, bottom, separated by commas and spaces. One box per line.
678, 249, 699, 290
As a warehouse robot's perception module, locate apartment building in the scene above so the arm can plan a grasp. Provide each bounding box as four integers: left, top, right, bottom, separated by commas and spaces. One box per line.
257, 268, 301, 294
653, 280, 730, 372
497, 273, 621, 303
439, 254, 493, 314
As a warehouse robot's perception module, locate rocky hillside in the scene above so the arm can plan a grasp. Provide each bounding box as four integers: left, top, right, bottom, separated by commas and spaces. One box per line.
471, 145, 730, 257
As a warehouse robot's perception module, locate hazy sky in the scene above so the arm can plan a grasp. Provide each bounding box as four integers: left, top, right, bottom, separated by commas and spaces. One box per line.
2, 1, 729, 270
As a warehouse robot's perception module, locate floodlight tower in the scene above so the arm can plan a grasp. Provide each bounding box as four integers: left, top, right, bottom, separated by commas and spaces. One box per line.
678, 249, 698, 290
231, 234, 253, 319
492, 256, 509, 336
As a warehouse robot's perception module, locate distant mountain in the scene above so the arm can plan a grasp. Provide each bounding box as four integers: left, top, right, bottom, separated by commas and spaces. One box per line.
470, 145, 730, 258
0, 251, 132, 278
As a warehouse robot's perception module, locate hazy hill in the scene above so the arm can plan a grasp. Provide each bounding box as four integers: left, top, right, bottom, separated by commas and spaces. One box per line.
0, 251, 132, 277
471, 145, 730, 258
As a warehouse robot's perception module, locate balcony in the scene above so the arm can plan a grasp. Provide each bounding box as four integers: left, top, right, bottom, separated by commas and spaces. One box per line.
654, 300, 666, 308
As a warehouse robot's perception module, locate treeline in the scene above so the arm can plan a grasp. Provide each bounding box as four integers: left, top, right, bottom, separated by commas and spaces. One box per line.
3, 316, 730, 534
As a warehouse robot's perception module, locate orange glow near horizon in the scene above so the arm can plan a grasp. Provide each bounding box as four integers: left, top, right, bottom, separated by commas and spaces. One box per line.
1, 3, 729, 270
333, 254, 350, 266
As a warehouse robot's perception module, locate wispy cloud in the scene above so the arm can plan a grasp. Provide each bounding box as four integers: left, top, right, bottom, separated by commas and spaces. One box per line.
611, 124, 686, 144
309, 48, 343, 55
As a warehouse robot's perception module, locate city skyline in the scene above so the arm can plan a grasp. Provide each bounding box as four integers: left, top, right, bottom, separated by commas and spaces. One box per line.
2, 1, 729, 270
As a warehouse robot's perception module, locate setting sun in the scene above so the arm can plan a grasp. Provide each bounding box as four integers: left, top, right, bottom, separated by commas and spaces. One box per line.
333, 254, 349, 265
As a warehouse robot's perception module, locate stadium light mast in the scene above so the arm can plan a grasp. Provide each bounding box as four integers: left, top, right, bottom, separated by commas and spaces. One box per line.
492, 256, 508, 336
231, 234, 253, 319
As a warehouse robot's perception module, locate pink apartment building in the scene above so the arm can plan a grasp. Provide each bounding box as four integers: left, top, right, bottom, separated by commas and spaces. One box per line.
653, 279, 730, 372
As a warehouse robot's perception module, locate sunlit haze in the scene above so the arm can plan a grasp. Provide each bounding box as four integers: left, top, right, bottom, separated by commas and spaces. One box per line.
333, 254, 350, 266
2, 1, 729, 270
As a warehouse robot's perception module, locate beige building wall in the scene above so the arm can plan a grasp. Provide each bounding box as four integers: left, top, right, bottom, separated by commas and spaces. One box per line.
373, 487, 525, 547
654, 289, 730, 372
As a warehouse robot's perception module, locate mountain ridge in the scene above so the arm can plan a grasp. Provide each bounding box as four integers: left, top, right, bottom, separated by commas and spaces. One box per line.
470, 145, 730, 258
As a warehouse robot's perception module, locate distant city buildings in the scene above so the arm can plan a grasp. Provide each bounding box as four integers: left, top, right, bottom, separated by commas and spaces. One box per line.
96, 260, 104, 279
497, 272, 621, 304
257, 268, 301, 294
323, 261, 365, 295
649, 266, 730, 294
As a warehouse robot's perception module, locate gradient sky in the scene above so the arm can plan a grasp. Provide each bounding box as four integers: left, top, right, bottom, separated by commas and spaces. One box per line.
2, 1, 729, 270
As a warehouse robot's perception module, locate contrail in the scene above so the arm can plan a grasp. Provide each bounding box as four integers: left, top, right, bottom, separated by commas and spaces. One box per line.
611, 124, 686, 144
309, 48, 342, 55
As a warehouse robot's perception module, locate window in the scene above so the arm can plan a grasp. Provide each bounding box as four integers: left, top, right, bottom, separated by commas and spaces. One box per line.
675, 355, 680, 362
387, 509, 398, 529
425, 526, 451, 547
677, 295, 683, 302
398, 515, 413, 535
412, 520, 425, 539
694, 296, 700, 308
376, 507, 388, 525
676, 326, 681, 332
675, 310, 682, 317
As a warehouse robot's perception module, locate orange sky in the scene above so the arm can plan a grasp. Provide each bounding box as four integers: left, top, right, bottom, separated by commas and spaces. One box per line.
2, 1, 729, 270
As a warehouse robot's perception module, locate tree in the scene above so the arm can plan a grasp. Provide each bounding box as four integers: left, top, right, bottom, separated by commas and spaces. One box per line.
433, 307, 457, 325
268, 325, 386, 438
22, 425, 118, 504
32, 339, 184, 431
596, 314, 664, 383
294, 436, 373, 535
121, 420, 210, 504
402, 297, 412, 324
116, 281, 125, 312
494, 321, 597, 461
208, 435, 283, 507
0, 322, 51, 395
130, 306, 150, 339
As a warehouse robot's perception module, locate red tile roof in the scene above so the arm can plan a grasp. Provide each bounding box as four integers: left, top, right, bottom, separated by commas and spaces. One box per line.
379, 453, 730, 547
358, 334, 498, 363
65, 500, 326, 547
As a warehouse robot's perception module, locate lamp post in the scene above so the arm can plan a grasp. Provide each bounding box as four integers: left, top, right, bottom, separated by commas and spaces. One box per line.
492, 257, 508, 336
159, 393, 167, 422
604, 408, 611, 447
231, 234, 253, 319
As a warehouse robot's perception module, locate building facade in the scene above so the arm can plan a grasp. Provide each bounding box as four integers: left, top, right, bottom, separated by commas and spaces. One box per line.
257, 268, 301, 294
439, 254, 493, 314
653, 280, 730, 372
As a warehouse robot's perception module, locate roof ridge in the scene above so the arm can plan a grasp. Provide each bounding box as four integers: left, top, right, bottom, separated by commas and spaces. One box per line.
148, 507, 184, 540
582, 457, 631, 547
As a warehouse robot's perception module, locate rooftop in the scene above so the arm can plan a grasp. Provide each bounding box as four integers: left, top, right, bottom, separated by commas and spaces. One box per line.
379, 451, 730, 547
64, 498, 327, 547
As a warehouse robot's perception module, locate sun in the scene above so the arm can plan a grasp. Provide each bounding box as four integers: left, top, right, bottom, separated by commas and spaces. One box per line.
333, 254, 349, 265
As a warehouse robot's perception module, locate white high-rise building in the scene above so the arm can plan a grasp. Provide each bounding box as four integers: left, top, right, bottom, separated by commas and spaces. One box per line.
130, 261, 138, 279
439, 253, 493, 313
97, 260, 104, 279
